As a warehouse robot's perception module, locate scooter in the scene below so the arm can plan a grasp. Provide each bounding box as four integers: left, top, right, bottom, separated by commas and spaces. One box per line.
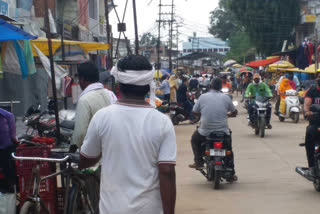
278, 89, 300, 123
296, 104, 320, 192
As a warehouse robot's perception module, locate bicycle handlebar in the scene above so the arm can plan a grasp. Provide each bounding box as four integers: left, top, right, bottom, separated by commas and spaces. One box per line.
12, 153, 70, 163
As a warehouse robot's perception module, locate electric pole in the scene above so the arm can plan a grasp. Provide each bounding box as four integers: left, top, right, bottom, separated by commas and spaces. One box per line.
132, 0, 140, 55
156, 0, 175, 73
105, 0, 113, 68
44, 0, 61, 143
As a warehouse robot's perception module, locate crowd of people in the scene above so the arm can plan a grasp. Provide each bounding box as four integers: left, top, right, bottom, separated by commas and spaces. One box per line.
1, 54, 320, 214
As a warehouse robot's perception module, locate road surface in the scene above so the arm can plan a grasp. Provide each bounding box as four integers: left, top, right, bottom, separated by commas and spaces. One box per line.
175, 96, 320, 214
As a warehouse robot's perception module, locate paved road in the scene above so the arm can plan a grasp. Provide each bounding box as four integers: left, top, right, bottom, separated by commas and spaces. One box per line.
175, 96, 320, 214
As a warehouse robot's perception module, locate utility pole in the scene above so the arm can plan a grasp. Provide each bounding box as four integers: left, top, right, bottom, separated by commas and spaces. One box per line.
315, 15, 319, 74
105, 0, 113, 68
157, 0, 175, 73
44, 0, 61, 143
168, 0, 174, 73
132, 0, 139, 55
157, 0, 162, 71
175, 24, 180, 67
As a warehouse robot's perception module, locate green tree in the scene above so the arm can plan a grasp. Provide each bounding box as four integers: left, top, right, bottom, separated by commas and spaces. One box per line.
226, 0, 300, 56
226, 31, 255, 63
139, 32, 158, 46
208, 1, 240, 41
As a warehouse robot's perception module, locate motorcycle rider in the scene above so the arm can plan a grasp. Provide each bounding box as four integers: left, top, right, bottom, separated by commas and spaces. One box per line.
245, 73, 273, 129
304, 73, 320, 176
189, 78, 237, 177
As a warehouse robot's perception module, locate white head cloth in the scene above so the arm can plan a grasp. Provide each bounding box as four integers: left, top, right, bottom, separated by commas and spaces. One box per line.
111, 65, 156, 107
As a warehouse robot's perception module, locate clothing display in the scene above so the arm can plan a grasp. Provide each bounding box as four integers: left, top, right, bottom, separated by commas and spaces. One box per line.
62, 76, 73, 97
297, 42, 312, 69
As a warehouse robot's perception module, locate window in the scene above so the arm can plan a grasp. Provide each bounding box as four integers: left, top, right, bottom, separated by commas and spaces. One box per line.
203, 49, 208, 52
208, 49, 213, 52
224, 48, 229, 52
219, 48, 223, 52
183, 49, 186, 53
188, 49, 192, 53
89, 0, 97, 19
214, 49, 218, 52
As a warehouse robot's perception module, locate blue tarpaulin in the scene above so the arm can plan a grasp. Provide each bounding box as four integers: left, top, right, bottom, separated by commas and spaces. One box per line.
0, 18, 37, 41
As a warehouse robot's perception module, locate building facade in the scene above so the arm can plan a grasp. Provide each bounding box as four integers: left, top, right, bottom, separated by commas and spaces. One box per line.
182, 37, 230, 56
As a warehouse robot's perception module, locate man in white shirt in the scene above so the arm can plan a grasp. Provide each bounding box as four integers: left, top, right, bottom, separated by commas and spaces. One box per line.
71, 61, 115, 148
79, 55, 177, 214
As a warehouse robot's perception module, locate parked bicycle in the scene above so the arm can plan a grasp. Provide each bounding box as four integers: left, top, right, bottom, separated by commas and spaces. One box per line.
12, 149, 100, 214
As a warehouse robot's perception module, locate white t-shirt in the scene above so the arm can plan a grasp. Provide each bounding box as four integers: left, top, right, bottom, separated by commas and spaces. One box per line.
81, 103, 177, 214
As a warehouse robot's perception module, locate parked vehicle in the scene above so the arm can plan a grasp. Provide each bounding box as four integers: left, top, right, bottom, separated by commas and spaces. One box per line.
189, 89, 198, 104
296, 104, 320, 192
248, 96, 270, 138
21, 104, 75, 142
278, 89, 300, 123
169, 103, 200, 125
13, 147, 100, 214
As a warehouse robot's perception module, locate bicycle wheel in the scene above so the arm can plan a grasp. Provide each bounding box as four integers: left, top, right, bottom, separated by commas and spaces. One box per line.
67, 176, 100, 214
20, 201, 35, 214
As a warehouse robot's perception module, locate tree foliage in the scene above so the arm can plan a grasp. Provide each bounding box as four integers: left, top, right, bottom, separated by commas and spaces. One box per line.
226, 0, 300, 56
139, 32, 158, 46
208, 1, 239, 41
226, 31, 255, 63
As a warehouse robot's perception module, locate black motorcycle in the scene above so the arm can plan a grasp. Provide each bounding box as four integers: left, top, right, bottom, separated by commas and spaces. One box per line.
198, 131, 235, 189
296, 104, 320, 192
249, 96, 271, 138
169, 103, 200, 125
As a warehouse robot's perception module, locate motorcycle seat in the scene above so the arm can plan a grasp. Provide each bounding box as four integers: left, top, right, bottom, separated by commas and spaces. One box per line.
206, 131, 227, 140
60, 120, 75, 130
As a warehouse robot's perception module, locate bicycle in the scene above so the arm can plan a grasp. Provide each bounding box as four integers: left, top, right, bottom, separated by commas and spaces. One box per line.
12, 150, 100, 214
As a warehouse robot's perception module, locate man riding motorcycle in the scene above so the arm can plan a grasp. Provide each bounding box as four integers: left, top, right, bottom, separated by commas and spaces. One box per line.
245, 74, 273, 129
304, 73, 320, 176
189, 78, 237, 177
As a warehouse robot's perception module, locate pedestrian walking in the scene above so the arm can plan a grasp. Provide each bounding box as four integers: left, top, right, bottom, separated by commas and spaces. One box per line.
79, 55, 177, 214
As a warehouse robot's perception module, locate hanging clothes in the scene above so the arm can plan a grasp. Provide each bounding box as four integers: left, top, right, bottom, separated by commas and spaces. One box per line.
296, 43, 309, 69
13, 41, 28, 79
307, 42, 314, 65
23, 40, 36, 76
62, 76, 73, 97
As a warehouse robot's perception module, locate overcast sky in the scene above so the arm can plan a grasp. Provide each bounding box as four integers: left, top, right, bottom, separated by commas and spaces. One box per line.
109, 0, 219, 44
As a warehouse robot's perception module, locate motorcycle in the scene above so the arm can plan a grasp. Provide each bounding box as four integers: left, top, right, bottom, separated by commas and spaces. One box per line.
189, 89, 198, 104
296, 104, 320, 192
278, 89, 300, 123
200, 86, 208, 95
221, 87, 233, 100
21, 103, 75, 142
248, 96, 271, 138
169, 103, 200, 125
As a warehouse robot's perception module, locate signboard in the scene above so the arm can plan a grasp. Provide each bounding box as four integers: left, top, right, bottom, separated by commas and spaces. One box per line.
302, 15, 316, 23
0, 0, 8, 16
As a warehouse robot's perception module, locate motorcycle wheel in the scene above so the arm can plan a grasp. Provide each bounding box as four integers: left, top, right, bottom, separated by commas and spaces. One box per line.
259, 117, 265, 138
213, 170, 221, 190
313, 179, 320, 192
171, 116, 180, 126
293, 112, 300, 123
279, 116, 285, 122
254, 122, 259, 136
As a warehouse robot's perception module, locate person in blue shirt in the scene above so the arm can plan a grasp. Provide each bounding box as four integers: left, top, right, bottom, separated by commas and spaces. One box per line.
158, 76, 171, 102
